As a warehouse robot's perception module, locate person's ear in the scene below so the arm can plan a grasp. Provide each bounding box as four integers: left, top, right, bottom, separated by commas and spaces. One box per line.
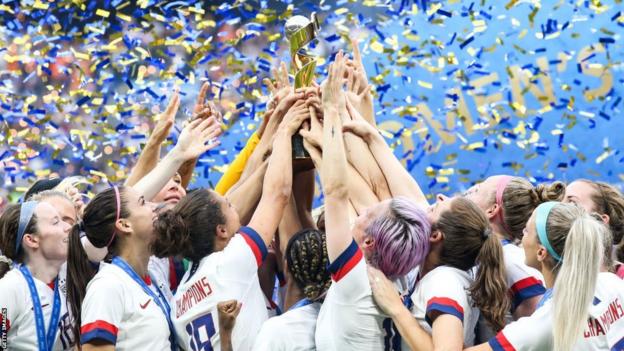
429, 229, 443, 243
536, 246, 548, 263
486, 203, 501, 221
22, 233, 40, 250
363, 237, 374, 249
116, 218, 132, 235
216, 224, 229, 240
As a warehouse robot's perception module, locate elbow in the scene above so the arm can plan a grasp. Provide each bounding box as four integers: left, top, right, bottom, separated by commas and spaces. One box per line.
323, 182, 349, 199
269, 184, 291, 207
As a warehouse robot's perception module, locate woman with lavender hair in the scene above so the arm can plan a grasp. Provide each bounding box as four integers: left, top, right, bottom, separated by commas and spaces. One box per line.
309, 51, 432, 350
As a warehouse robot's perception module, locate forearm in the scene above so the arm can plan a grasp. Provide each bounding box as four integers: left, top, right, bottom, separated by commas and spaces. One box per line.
178, 157, 198, 189
368, 134, 428, 207
132, 149, 185, 201
125, 141, 161, 187
344, 134, 392, 200
322, 105, 351, 260
248, 130, 293, 245
226, 161, 268, 225
347, 162, 380, 215
278, 194, 303, 254
392, 308, 434, 351
220, 330, 233, 351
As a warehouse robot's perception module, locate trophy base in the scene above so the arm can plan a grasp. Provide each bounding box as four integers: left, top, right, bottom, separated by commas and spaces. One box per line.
292, 134, 314, 172
292, 134, 310, 159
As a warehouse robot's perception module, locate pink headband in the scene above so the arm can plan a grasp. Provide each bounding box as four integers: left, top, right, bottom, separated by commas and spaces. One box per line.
495, 176, 514, 235
106, 186, 121, 247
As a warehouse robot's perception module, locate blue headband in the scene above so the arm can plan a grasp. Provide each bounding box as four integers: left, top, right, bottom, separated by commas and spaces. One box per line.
535, 201, 562, 262
16, 201, 38, 254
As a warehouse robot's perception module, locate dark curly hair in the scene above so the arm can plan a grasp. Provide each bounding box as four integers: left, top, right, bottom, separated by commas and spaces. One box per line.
152, 188, 225, 261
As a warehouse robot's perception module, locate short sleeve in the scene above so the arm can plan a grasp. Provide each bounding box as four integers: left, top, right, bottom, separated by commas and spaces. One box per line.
217, 226, 268, 282
327, 239, 369, 300
488, 304, 553, 351
422, 272, 470, 325
80, 277, 125, 345
506, 262, 545, 311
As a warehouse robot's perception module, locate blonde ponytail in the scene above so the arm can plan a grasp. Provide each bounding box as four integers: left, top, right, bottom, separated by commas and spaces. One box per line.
552, 215, 604, 351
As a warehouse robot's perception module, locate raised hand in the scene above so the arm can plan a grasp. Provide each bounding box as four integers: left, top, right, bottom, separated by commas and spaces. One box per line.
150, 89, 180, 145
299, 96, 323, 148
342, 98, 380, 143
345, 37, 375, 125
173, 117, 222, 161
322, 51, 348, 110
280, 99, 311, 136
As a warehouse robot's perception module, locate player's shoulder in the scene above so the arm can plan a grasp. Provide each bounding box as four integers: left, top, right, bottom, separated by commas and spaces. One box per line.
0, 269, 25, 294
425, 265, 470, 283
86, 263, 126, 292
596, 272, 624, 300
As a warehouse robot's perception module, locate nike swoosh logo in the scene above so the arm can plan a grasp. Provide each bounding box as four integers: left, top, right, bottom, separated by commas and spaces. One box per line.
140, 299, 152, 309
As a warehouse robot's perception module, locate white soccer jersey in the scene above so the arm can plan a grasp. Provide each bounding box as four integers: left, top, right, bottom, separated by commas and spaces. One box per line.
477, 243, 547, 342
171, 226, 269, 351
502, 243, 546, 310
148, 256, 174, 302
316, 239, 402, 350
80, 262, 171, 350
0, 267, 73, 350
253, 301, 321, 351
408, 265, 479, 348
489, 272, 624, 350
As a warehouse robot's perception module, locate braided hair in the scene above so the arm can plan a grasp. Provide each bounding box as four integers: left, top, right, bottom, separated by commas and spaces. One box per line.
285, 229, 331, 301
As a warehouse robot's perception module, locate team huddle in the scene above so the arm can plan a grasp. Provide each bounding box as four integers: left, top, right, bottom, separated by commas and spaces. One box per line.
1, 39, 624, 351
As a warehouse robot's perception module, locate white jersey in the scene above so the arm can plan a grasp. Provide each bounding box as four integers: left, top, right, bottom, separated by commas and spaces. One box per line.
148, 256, 174, 302
316, 239, 397, 350
80, 262, 171, 350
502, 243, 546, 310
0, 267, 73, 350
171, 226, 269, 351
489, 272, 624, 350
253, 301, 321, 351
408, 265, 479, 348
477, 243, 546, 342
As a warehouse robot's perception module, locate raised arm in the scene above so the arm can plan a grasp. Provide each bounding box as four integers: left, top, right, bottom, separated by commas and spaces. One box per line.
247, 91, 308, 246
125, 90, 179, 187
318, 51, 352, 261
343, 101, 429, 208
225, 160, 268, 225
179, 83, 222, 188
133, 118, 221, 200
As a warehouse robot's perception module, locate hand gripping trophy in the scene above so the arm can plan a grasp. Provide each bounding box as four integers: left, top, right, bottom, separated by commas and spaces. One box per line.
285, 13, 320, 160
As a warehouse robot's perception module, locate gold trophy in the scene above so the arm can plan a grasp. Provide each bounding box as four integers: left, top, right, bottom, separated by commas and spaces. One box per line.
285, 13, 320, 160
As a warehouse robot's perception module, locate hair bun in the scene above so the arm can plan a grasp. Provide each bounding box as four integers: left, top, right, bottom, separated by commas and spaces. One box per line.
534, 181, 566, 203
152, 210, 192, 258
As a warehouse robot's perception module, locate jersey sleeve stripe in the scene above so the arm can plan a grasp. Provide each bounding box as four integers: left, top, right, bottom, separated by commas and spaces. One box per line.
425, 297, 464, 324
327, 239, 363, 282
488, 331, 516, 351
612, 335, 624, 351
510, 277, 546, 310
239, 226, 268, 267
80, 320, 118, 345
